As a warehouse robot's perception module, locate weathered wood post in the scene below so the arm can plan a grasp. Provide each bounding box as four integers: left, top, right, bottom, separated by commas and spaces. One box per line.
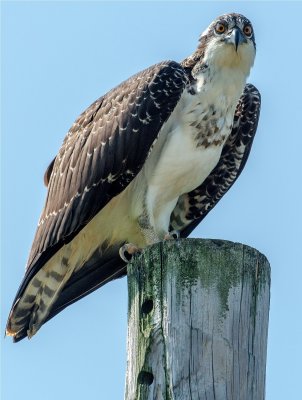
125, 239, 270, 400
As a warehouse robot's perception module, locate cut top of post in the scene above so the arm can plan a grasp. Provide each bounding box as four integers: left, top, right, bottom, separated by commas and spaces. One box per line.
125, 239, 270, 400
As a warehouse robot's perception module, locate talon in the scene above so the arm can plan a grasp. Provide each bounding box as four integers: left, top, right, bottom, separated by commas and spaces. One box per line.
170, 230, 180, 239
164, 230, 180, 240
119, 243, 141, 263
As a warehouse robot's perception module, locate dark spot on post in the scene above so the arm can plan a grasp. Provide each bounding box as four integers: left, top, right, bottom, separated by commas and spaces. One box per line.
212, 239, 224, 247
141, 299, 153, 315
138, 371, 154, 386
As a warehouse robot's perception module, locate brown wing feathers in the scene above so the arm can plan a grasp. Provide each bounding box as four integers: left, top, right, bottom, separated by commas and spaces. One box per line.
32, 83, 261, 330
7, 61, 188, 329
7, 61, 260, 340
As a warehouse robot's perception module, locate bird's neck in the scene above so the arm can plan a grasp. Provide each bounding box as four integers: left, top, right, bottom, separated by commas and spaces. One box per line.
189, 60, 246, 109
183, 41, 254, 97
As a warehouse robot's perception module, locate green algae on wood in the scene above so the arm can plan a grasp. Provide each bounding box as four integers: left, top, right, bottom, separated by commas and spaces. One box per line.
125, 239, 270, 400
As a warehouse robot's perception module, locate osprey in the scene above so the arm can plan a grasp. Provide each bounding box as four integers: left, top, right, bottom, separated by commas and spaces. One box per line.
6, 13, 261, 341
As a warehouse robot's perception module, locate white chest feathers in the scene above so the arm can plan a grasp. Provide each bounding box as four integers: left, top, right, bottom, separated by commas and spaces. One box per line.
127, 65, 246, 239
145, 66, 245, 195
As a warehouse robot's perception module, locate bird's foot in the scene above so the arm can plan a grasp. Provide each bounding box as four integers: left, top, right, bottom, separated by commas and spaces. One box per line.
119, 243, 141, 263
164, 230, 180, 241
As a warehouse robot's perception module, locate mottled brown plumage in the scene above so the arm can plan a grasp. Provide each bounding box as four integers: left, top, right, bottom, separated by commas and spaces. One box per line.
7, 13, 260, 342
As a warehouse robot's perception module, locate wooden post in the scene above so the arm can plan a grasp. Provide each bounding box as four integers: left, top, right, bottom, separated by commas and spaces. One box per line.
125, 239, 270, 400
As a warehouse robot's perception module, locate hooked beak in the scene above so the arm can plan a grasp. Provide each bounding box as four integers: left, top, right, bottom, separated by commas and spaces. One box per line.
228, 27, 246, 51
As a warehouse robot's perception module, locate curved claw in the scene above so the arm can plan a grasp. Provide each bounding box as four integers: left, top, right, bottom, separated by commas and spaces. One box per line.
119, 243, 141, 263
170, 230, 180, 239
164, 230, 180, 241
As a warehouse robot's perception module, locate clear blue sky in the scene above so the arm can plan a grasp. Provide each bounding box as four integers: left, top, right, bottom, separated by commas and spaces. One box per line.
1, 1, 301, 399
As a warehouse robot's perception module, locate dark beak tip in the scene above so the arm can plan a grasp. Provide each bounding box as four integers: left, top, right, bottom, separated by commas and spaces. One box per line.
234, 29, 240, 51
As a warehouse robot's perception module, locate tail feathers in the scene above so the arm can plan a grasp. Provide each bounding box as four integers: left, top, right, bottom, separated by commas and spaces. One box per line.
5, 298, 30, 342
6, 266, 48, 341
6, 261, 74, 341
6, 247, 126, 342
27, 271, 73, 339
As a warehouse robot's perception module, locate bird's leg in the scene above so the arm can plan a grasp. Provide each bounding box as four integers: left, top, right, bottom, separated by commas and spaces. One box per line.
119, 243, 141, 263
163, 230, 180, 240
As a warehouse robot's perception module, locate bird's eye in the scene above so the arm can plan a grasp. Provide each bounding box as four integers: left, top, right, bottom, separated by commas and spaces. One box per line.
243, 24, 253, 37
215, 22, 226, 34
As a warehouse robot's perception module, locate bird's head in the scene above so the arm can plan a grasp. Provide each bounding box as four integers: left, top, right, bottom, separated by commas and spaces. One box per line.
184, 13, 256, 78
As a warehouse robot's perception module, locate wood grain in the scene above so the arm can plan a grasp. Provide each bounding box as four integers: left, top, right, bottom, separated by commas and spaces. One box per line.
125, 239, 270, 400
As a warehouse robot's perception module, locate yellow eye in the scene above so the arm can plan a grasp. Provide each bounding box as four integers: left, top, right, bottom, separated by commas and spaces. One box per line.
243, 25, 253, 36
215, 22, 226, 34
